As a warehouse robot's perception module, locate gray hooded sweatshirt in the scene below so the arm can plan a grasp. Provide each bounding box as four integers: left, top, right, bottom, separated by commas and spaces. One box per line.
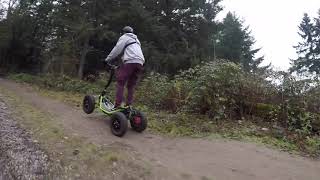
105, 33, 145, 65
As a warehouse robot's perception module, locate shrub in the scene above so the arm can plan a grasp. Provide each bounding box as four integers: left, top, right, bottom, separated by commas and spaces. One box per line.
135, 72, 172, 109
166, 61, 275, 120
137, 61, 320, 135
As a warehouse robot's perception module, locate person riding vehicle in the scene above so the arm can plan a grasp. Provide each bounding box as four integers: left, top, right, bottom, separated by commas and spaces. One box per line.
104, 26, 145, 110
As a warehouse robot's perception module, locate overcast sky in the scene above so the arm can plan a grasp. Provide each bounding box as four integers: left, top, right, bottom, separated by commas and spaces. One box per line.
216, 0, 320, 71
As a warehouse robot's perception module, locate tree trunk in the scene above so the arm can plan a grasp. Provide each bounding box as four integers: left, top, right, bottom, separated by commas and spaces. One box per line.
60, 56, 64, 75
78, 38, 90, 79
42, 56, 54, 74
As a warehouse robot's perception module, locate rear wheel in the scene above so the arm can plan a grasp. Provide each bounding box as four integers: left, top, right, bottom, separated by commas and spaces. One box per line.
110, 112, 128, 137
130, 111, 147, 133
83, 95, 95, 114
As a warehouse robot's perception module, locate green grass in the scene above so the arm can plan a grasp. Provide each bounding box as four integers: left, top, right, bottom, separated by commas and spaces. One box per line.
0, 86, 151, 180
147, 111, 301, 154
7, 73, 320, 158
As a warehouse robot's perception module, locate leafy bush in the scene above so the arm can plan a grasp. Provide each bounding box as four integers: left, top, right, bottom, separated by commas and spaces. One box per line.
137, 61, 320, 137
135, 72, 172, 109
159, 61, 275, 120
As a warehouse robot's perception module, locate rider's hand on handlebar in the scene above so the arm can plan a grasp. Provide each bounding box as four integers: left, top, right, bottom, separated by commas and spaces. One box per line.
103, 59, 109, 65
104, 59, 117, 72
104, 59, 111, 71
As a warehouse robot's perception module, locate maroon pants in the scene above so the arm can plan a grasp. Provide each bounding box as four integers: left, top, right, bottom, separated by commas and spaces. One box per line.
115, 63, 143, 107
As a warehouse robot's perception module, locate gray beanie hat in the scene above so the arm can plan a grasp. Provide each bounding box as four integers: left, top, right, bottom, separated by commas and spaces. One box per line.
123, 26, 134, 33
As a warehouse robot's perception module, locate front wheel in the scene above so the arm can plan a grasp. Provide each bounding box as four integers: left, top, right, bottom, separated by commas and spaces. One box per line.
110, 112, 128, 137
83, 95, 95, 114
130, 111, 147, 133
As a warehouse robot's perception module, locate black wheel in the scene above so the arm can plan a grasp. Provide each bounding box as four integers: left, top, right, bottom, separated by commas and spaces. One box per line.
130, 111, 147, 133
110, 112, 128, 137
83, 95, 95, 114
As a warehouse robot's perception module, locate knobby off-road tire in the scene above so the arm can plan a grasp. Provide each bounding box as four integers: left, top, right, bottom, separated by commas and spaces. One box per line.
83, 95, 95, 114
110, 112, 128, 137
130, 111, 147, 133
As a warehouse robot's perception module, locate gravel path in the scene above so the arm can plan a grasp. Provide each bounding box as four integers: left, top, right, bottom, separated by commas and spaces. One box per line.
0, 96, 50, 180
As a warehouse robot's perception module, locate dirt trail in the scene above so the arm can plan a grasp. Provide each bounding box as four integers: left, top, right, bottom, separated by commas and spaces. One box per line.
0, 78, 319, 180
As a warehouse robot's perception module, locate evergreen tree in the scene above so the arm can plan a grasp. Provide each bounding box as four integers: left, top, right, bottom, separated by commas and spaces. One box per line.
217, 12, 243, 62
139, 0, 223, 74
217, 12, 266, 72
0, 0, 55, 72
240, 26, 266, 73
291, 13, 320, 74
0, 0, 225, 76
313, 10, 320, 72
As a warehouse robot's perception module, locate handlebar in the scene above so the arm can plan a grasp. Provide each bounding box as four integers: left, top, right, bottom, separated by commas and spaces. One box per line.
107, 63, 118, 70
104, 59, 119, 72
